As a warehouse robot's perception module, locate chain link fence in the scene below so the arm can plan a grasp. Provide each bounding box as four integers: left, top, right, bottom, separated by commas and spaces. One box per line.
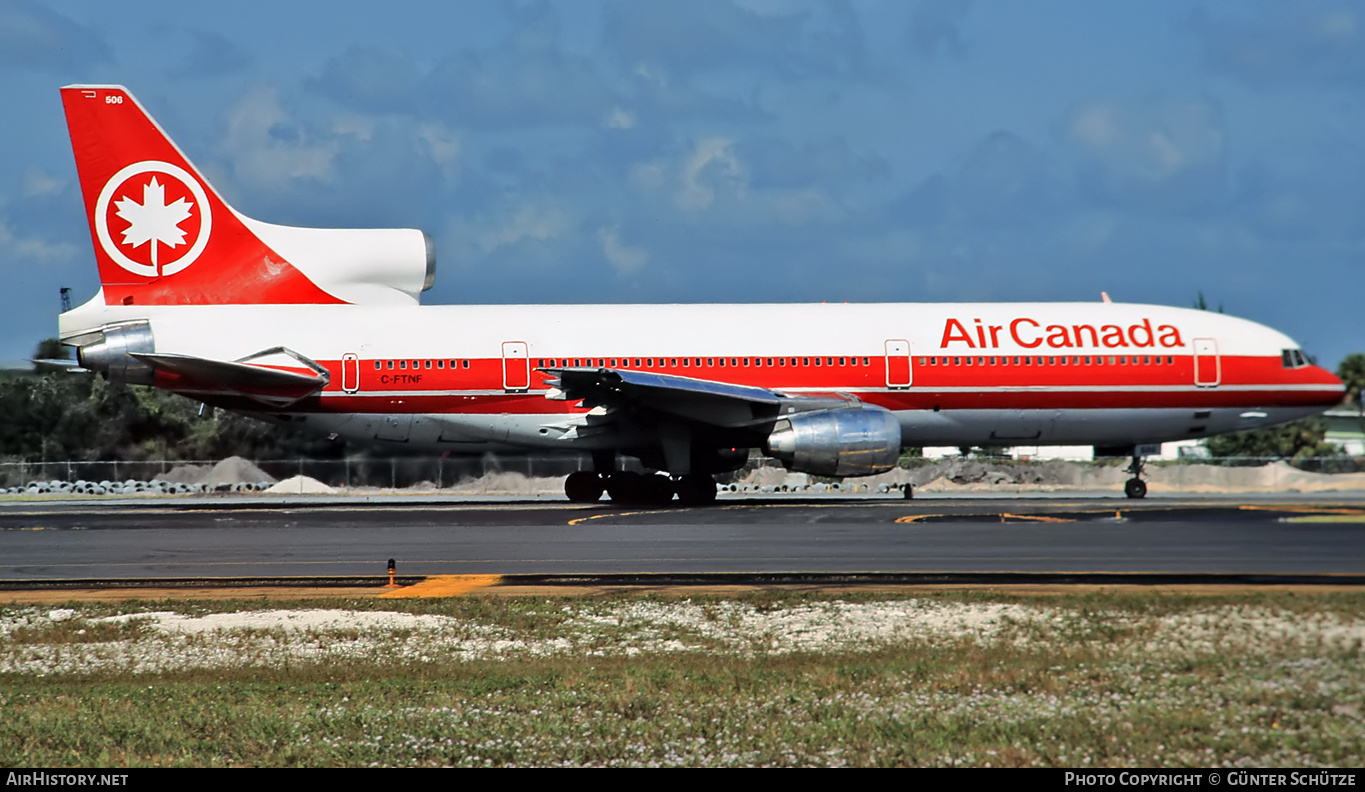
1, 454, 1363, 494
0, 455, 594, 492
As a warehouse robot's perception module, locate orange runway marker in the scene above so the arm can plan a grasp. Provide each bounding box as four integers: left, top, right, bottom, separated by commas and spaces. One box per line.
380, 574, 502, 599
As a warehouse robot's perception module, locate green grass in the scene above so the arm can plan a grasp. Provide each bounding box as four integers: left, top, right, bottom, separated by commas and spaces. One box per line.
1, 590, 1362, 767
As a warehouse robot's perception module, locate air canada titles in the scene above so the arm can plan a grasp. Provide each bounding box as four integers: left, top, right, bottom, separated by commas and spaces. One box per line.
941, 317, 1185, 350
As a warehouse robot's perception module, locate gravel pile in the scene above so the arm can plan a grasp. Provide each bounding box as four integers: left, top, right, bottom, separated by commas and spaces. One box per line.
1, 455, 277, 496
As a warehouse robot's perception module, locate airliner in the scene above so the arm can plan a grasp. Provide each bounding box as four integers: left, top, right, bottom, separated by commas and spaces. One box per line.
53, 85, 1345, 504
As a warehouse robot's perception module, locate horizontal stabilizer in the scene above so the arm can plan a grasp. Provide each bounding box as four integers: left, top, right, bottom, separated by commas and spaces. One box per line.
30, 359, 89, 372
131, 351, 328, 406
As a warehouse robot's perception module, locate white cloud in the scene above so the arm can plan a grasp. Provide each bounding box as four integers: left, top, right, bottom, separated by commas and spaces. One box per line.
677, 137, 743, 212
223, 87, 340, 188
598, 227, 648, 274
416, 123, 461, 179
1192, 5, 1365, 85
0, 219, 79, 264
1062, 95, 1227, 213
1067, 98, 1224, 183
605, 107, 636, 129
465, 204, 571, 254
22, 169, 64, 197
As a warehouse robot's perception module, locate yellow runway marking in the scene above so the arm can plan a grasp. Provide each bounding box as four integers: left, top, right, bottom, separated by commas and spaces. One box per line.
1284, 515, 1365, 523
1239, 505, 1365, 515
895, 513, 1077, 524
380, 574, 502, 598
1000, 513, 1077, 523
568, 509, 688, 525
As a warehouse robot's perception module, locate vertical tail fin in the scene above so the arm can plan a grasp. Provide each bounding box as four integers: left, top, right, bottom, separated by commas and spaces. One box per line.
62, 85, 346, 306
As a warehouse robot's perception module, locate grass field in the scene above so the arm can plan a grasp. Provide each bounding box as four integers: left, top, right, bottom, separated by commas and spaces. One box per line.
2, 590, 1362, 767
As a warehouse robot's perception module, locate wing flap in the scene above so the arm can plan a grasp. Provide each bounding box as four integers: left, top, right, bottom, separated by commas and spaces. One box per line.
549, 367, 780, 404
544, 366, 791, 429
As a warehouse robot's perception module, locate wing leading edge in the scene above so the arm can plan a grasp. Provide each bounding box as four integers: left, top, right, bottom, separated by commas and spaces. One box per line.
542, 366, 867, 427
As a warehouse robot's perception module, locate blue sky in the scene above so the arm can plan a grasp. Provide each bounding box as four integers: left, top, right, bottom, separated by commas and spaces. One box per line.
1, 0, 1361, 368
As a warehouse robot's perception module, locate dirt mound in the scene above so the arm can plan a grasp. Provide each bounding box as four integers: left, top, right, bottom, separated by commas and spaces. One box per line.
265, 475, 335, 494
739, 467, 811, 489
206, 456, 275, 487
1148, 462, 1365, 493
160, 464, 211, 485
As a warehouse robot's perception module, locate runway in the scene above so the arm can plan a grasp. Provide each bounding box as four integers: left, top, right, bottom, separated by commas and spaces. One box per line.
2, 493, 1364, 585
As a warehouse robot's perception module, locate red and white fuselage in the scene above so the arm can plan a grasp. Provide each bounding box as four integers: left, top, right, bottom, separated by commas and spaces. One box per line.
54, 85, 1344, 490
60, 298, 1342, 450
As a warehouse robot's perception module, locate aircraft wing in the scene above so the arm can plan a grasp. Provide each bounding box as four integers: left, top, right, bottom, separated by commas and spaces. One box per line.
131, 352, 329, 406
543, 367, 856, 429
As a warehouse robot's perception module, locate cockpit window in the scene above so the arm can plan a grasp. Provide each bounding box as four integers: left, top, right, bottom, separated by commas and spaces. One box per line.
1282, 349, 1310, 369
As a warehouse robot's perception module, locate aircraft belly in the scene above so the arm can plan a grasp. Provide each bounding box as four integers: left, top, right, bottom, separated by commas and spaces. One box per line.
897, 408, 1257, 447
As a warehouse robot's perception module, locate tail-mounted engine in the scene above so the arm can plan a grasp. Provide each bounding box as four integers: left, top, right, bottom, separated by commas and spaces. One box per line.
75, 320, 155, 384
764, 406, 902, 477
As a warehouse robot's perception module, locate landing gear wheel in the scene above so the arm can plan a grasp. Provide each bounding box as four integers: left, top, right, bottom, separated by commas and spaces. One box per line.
640, 474, 675, 506
675, 474, 718, 506
565, 471, 604, 503
606, 472, 643, 504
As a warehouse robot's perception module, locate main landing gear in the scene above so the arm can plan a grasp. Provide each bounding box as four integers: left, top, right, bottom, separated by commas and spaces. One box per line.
1124, 451, 1148, 499
563, 470, 718, 506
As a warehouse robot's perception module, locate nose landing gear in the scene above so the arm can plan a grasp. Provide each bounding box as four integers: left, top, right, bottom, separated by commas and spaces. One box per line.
1124, 451, 1148, 499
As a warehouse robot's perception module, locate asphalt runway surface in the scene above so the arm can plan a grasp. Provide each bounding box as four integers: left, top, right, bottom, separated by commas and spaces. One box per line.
2, 493, 1364, 584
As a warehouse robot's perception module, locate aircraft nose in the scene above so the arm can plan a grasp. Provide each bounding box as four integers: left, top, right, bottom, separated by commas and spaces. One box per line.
1315, 365, 1346, 401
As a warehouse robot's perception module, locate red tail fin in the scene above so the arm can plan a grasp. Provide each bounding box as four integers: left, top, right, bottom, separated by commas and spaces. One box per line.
61, 85, 344, 306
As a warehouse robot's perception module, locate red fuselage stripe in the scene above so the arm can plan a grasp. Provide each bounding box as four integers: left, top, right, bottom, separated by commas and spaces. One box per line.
186, 353, 1341, 414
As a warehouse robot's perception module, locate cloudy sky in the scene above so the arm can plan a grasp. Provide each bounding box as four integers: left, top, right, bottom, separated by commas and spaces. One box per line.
1, 0, 1361, 368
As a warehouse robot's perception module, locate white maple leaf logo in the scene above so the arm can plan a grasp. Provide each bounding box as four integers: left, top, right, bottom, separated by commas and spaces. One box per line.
113, 176, 194, 273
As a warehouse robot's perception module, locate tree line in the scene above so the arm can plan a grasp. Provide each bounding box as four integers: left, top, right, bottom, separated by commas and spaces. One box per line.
1, 362, 341, 463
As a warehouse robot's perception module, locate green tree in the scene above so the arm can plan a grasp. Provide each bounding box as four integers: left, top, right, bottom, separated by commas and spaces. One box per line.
1193, 292, 1224, 313
1204, 418, 1340, 464
33, 338, 69, 361
1338, 354, 1364, 406
1338, 352, 1365, 444
0, 370, 345, 464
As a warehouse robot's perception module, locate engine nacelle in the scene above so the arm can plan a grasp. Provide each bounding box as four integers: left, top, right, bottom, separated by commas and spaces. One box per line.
764, 407, 902, 477
76, 320, 155, 385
